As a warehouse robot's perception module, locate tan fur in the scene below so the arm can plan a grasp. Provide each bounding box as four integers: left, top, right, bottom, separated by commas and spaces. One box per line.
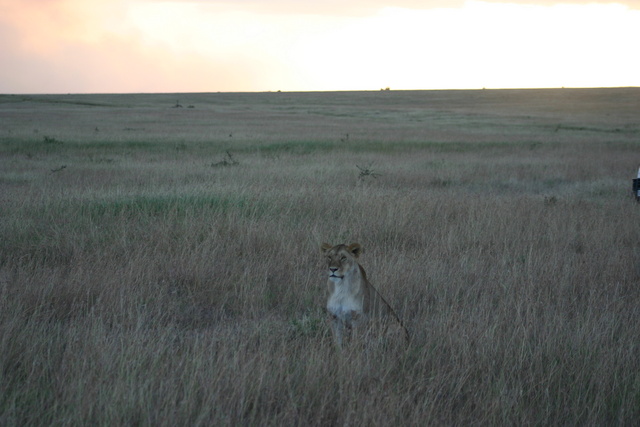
321, 242, 410, 347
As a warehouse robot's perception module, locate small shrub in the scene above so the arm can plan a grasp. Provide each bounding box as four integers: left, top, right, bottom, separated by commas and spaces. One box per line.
211, 151, 239, 167
43, 136, 62, 144
289, 314, 323, 338
356, 162, 380, 180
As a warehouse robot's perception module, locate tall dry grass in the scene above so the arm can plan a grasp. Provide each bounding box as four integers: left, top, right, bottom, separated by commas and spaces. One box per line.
1, 89, 640, 425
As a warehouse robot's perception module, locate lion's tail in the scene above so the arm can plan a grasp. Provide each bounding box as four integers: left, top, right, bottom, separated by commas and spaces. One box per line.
373, 287, 411, 344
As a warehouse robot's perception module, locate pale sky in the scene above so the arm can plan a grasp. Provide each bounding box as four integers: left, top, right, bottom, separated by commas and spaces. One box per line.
1, 0, 639, 93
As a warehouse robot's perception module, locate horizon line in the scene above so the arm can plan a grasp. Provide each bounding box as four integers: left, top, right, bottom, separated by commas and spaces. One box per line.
2, 85, 639, 97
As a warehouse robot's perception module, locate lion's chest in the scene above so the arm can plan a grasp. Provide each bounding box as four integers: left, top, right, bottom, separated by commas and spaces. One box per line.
327, 282, 363, 321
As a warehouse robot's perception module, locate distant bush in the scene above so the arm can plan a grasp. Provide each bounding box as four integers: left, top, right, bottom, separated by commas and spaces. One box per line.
43, 136, 62, 144
211, 151, 239, 167
356, 162, 380, 180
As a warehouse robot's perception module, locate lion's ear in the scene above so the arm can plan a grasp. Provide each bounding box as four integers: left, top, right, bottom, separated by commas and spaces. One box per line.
348, 243, 363, 258
321, 243, 333, 254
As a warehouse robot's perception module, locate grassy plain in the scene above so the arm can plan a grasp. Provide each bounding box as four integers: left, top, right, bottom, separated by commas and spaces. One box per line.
1, 88, 640, 425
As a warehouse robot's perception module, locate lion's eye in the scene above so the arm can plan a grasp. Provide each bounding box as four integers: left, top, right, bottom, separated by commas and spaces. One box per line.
340, 256, 347, 262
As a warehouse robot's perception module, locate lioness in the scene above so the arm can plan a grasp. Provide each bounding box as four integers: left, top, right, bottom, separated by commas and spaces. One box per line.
321, 242, 410, 347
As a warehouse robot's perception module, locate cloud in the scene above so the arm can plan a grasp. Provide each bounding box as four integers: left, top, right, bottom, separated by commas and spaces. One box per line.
0, 0, 295, 92
500, 0, 640, 6
138, 0, 640, 13
292, 2, 640, 90
133, 0, 465, 16
1, 0, 639, 92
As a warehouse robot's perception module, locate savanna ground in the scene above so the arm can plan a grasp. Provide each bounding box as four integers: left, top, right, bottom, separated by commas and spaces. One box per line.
1, 88, 640, 425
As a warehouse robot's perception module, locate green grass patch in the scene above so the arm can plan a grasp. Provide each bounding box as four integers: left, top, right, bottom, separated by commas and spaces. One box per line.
255, 140, 340, 156
0, 192, 268, 266
78, 193, 261, 219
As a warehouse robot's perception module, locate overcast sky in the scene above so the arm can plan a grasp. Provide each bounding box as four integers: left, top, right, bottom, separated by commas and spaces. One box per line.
1, 0, 639, 93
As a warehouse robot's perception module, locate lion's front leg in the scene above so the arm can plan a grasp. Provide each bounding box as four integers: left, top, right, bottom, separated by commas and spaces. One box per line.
329, 314, 345, 348
347, 310, 368, 343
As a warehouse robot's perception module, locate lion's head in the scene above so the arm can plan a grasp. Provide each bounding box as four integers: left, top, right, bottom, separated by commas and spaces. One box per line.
321, 242, 363, 282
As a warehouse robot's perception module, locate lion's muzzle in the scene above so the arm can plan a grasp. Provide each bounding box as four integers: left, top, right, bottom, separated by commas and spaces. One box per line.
329, 267, 343, 280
